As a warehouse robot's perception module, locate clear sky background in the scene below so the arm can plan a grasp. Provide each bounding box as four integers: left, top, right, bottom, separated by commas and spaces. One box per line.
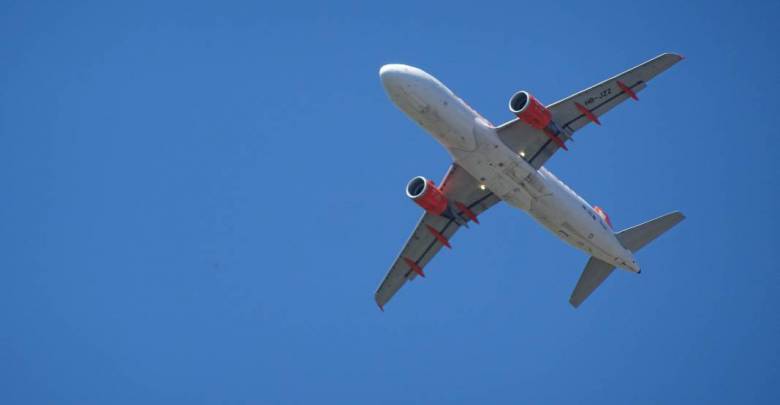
1, 0, 778, 403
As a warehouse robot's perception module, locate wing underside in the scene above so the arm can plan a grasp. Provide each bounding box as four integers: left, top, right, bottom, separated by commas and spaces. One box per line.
374, 165, 500, 309
495, 53, 683, 169
376, 53, 683, 309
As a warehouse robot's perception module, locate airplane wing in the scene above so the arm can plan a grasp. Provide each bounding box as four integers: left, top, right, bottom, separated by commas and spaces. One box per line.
495, 53, 683, 169
374, 164, 501, 309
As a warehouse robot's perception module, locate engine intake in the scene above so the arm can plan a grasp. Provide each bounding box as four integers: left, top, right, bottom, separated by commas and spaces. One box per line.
406, 176, 448, 216
508, 90, 552, 129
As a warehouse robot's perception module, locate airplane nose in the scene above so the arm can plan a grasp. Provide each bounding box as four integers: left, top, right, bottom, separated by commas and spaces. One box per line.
379, 64, 405, 77
379, 64, 402, 86
379, 64, 407, 87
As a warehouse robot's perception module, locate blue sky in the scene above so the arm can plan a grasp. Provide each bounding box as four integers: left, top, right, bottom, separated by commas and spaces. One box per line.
1, 0, 778, 403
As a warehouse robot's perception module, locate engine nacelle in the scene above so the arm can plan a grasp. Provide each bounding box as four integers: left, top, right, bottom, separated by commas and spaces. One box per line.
508, 90, 552, 129
406, 176, 448, 216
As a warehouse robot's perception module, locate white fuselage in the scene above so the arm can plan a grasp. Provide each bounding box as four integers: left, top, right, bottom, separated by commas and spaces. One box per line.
380, 64, 640, 273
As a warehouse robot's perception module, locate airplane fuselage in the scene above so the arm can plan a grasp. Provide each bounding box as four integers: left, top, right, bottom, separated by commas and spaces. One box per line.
380, 64, 640, 273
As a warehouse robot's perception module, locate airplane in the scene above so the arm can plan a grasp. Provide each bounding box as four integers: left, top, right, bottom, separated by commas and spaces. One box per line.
375, 53, 686, 310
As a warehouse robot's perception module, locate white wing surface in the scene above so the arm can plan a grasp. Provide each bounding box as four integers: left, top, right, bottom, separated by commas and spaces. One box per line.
375, 164, 500, 309
495, 53, 683, 169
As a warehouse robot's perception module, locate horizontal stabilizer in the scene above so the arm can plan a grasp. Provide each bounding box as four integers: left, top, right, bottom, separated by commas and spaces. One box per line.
616, 211, 685, 253
569, 257, 615, 308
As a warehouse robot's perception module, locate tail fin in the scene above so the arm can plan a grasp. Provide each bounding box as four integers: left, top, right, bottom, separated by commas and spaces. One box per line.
616, 211, 685, 253
569, 211, 685, 308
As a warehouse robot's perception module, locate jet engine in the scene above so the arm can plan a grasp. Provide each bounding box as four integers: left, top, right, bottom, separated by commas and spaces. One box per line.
406, 176, 448, 216
508, 90, 552, 129
508, 90, 569, 150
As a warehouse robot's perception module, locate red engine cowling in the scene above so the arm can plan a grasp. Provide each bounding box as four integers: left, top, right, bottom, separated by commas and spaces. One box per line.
508, 90, 552, 129
406, 176, 448, 216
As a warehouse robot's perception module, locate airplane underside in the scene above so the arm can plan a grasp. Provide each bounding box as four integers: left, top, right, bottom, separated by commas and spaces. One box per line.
374, 55, 686, 309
